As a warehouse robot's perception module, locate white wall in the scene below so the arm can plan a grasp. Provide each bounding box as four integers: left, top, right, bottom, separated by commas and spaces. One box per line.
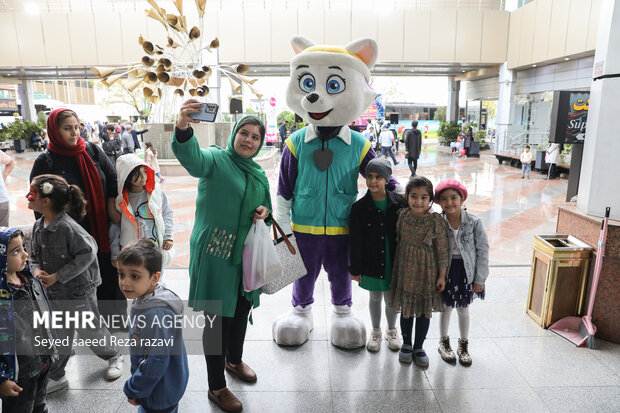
0, 6, 509, 67
514, 56, 594, 94
507, 0, 601, 69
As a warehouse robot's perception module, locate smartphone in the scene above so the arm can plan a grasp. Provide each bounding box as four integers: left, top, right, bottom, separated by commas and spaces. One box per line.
189, 103, 219, 122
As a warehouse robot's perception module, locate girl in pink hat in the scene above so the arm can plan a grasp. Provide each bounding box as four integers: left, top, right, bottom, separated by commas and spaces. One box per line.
435, 179, 489, 366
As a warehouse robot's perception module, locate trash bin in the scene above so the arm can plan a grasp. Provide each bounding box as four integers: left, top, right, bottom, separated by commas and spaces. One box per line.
535, 150, 548, 172
526, 235, 592, 328
13, 139, 26, 153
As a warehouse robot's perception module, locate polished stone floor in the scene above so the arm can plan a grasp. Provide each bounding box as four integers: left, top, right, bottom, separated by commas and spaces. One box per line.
5, 146, 619, 412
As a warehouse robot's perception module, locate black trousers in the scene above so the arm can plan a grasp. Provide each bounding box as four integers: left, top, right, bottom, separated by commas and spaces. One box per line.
1, 368, 49, 413
548, 163, 557, 180
400, 314, 430, 350
95, 251, 128, 319
407, 157, 418, 176
203, 293, 252, 391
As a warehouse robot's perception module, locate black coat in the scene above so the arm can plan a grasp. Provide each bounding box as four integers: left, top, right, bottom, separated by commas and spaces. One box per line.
405, 128, 422, 159
349, 190, 406, 279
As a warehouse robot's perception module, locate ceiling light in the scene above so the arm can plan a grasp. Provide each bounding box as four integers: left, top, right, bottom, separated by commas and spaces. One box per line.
462, 70, 466, 73
564, 57, 570, 61
532, 64, 537, 67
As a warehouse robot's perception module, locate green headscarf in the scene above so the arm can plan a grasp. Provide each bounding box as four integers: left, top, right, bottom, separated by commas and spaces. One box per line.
226, 116, 272, 265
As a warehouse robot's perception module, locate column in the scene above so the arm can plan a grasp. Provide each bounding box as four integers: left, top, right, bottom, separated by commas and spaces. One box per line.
577, 0, 620, 220
446, 76, 460, 122
19, 80, 37, 122
495, 63, 515, 154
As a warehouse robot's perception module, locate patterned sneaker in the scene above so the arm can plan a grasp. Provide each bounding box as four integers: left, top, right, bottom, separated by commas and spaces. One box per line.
457, 338, 472, 366
399, 344, 413, 363
385, 328, 401, 351
366, 328, 382, 352
438, 336, 456, 363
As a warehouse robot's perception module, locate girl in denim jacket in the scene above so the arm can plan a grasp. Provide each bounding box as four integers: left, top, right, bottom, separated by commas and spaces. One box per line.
435, 179, 489, 366
27, 174, 123, 394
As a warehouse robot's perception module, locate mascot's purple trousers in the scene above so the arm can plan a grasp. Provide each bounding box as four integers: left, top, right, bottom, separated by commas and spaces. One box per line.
292, 233, 351, 307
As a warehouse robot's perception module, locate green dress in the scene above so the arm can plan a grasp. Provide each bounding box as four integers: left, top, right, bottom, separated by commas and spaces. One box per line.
171, 130, 270, 317
359, 198, 392, 292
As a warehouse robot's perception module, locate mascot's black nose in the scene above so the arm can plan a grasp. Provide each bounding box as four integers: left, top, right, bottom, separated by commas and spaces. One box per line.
306, 93, 319, 103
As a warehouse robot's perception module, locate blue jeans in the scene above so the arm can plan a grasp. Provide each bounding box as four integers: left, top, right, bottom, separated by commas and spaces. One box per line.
381, 146, 397, 164
522, 163, 531, 177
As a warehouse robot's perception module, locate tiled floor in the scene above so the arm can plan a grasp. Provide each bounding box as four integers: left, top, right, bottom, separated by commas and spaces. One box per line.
5, 146, 619, 412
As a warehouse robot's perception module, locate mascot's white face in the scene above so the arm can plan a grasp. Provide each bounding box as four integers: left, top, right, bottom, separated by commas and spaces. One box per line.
286, 36, 378, 127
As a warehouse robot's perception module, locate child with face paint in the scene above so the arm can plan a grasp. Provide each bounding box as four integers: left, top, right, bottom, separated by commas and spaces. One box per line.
435, 179, 489, 366
27, 174, 123, 394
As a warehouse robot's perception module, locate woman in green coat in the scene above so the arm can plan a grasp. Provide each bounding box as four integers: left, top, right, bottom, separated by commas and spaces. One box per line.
172, 99, 272, 412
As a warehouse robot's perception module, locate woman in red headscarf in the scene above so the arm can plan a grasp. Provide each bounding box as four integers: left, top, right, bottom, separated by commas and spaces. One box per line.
30, 108, 125, 317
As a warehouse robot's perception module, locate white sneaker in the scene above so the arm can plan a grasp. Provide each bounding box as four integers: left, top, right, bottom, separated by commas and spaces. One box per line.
385, 328, 401, 351
47, 376, 69, 394
106, 355, 124, 380
366, 328, 382, 352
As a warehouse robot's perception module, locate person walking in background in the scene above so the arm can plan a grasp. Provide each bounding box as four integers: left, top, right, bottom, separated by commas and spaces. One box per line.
379, 124, 398, 165
144, 142, 165, 183
546, 142, 561, 180
0, 150, 15, 226
464, 127, 473, 157
102, 126, 122, 164
289, 123, 298, 135
520, 145, 533, 179
128, 122, 150, 151
121, 124, 135, 154
279, 120, 289, 153
404, 121, 422, 176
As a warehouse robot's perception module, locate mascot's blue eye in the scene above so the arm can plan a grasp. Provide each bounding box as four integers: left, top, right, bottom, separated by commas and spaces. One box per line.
299, 74, 315, 92
326, 75, 345, 94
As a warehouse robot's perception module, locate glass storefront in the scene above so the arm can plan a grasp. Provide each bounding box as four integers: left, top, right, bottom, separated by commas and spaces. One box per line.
507, 91, 554, 149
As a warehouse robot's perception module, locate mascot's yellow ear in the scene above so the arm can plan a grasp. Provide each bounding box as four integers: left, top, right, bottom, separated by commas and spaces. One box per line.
345, 38, 378, 69
292, 35, 315, 55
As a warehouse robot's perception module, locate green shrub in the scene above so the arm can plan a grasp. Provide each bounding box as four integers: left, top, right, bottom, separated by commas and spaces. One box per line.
0, 119, 43, 143
438, 121, 460, 146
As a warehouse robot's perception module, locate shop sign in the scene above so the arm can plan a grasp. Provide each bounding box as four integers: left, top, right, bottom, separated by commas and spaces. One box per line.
549, 91, 589, 144
0, 98, 18, 112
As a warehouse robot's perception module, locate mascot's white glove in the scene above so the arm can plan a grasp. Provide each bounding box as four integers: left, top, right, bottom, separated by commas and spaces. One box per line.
393, 183, 406, 196
275, 195, 293, 235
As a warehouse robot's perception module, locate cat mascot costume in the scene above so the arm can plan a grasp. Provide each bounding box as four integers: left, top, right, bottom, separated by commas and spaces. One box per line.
273, 36, 399, 348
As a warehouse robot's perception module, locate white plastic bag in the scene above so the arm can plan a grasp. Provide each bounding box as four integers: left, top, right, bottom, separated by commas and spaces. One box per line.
242, 220, 282, 292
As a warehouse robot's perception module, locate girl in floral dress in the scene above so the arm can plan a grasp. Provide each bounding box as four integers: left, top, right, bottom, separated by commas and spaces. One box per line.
391, 176, 449, 367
